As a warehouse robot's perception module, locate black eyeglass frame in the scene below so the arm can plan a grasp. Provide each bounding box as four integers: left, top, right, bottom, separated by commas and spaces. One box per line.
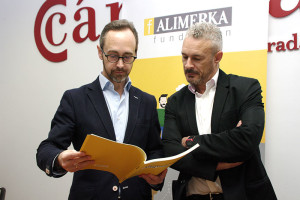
101, 47, 137, 64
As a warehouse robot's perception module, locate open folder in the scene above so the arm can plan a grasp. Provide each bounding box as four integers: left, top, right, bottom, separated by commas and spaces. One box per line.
80, 134, 199, 183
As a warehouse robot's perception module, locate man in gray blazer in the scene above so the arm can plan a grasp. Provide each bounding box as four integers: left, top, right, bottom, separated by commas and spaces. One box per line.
162, 22, 277, 200
36, 19, 166, 200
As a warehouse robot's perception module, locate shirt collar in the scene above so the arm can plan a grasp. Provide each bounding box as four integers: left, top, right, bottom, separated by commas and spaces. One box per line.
99, 72, 132, 92
188, 69, 219, 96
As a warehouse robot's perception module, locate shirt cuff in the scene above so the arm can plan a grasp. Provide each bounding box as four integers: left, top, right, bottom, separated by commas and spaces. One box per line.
52, 154, 67, 176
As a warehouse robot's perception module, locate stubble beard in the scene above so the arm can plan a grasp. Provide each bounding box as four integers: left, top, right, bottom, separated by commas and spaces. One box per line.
111, 72, 127, 83
103, 62, 128, 83
185, 69, 203, 87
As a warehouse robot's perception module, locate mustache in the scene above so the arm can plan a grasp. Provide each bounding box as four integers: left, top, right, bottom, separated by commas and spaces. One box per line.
113, 68, 126, 72
185, 69, 199, 74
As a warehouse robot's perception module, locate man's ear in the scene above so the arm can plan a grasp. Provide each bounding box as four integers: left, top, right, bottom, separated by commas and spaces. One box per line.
97, 45, 103, 60
215, 51, 223, 63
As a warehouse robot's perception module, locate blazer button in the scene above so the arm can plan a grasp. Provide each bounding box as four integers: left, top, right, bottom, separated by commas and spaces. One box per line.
112, 186, 118, 192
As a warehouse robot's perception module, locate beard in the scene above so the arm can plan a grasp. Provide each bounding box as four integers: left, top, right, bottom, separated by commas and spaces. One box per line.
110, 69, 128, 83
103, 63, 129, 83
185, 68, 203, 86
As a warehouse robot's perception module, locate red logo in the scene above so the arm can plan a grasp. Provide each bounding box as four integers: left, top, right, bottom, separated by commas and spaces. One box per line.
269, 0, 300, 17
34, 0, 122, 62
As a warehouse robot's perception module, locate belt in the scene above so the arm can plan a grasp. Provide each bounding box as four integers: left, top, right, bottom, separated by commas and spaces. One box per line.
185, 193, 224, 200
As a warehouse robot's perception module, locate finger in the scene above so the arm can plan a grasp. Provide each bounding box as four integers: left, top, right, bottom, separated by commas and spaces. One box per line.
231, 162, 243, 168
58, 150, 87, 171
73, 155, 93, 165
216, 162, 243, 171
139, 174, 156, 185
69, 161, 84, 172
64, 151, 87, 160
71, 157, 95, 172
159, 169, 168, 178
76, 159, 95, 170
140, 172, 165, 185
181, 137, 188, 147
70, 155, 94, 171
59, 150, 86, 164
73, 163, 79, 172
236, 120, 242, 127
63, 162, 78, 173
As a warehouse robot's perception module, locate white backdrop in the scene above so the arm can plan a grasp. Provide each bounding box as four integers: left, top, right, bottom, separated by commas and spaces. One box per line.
0, 0, 103, 199
122, 0, 268, 59
266, 0, 300, 199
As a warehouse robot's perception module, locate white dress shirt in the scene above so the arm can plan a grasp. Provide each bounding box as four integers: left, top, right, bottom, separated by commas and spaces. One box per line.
186, 69, 223, 196
99, 73, 131, 143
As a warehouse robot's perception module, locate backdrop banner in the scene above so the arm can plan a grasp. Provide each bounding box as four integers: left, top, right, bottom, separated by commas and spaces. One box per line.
122, 0, 268, 141
121, 1, 269, 199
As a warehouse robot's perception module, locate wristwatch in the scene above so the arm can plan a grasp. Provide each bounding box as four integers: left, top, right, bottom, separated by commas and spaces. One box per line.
185, 136, 195, 148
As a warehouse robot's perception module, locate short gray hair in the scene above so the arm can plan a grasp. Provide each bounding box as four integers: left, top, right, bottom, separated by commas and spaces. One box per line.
186, 22, 223, 53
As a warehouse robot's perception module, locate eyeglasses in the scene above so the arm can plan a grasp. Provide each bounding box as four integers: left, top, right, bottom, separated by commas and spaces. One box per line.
101, 48, 137, 64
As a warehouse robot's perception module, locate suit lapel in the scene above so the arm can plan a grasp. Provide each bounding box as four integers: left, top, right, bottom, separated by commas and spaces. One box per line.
184, 87, 199, 135
87, 78, 116, 140
123, 86, 140, 143
211, 70, 229, 133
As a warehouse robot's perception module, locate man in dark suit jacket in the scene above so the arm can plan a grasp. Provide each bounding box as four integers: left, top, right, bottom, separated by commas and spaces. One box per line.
36, 19, 166, 200
162, 22, 277, 200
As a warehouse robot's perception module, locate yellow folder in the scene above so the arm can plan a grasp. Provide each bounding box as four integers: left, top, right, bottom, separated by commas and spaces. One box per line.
80, 134, 199, 183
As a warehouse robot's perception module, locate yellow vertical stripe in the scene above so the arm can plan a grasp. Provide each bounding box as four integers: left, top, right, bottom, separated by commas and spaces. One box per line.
144, 18, 155, 35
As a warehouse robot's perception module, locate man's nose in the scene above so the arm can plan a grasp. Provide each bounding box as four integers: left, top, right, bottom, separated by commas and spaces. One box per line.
184, 58, 194, 68
116, 58, 125, 67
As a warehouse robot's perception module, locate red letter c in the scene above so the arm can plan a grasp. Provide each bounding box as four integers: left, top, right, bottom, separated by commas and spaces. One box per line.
34, 0, 67, 62
270, 0, 300, 18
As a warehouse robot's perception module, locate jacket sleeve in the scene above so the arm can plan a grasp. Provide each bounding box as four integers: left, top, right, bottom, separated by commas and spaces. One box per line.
162, 93, 218, 181
36, 90, 75, 177
145, 95, 164, 160
191, 78, 264, 163
142, 94, 164, 191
